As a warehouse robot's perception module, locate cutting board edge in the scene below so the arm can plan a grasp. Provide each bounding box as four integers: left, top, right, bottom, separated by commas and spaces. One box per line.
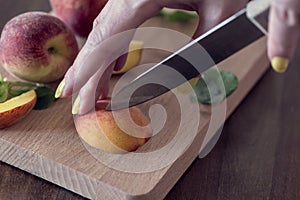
0, 36, 270, 200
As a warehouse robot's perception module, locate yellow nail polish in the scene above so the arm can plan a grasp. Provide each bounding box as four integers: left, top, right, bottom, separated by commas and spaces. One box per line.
72, 96, 80, 115
271, 57, 289, 73
55, 79, 65, 98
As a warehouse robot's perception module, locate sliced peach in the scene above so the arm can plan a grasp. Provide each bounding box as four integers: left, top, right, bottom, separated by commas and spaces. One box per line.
0, 90, 37, 129
75, 100, 152, 154
113, 40, 144, 75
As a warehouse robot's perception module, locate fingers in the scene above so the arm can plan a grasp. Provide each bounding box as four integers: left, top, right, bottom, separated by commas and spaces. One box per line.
72, 64, 113, 115
58, 0, 254, 115
70, 38, 126, 115
268, 0, 300, 73
194, 0, 248, 37
57, 0, 162, 115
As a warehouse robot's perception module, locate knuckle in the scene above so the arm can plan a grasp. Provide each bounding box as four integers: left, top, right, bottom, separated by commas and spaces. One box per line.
86, 28, 105, 49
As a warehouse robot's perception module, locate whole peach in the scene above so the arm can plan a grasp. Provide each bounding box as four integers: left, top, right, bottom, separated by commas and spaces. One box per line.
0, 12, 79, 83
50, 0, 108, 37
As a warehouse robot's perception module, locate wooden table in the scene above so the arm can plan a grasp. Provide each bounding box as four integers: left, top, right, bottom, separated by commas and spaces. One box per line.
0, 1, 299, 199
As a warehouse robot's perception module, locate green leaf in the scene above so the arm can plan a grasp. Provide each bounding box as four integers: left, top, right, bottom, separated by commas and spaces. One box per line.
33, 86, 55, 110
8, 81, 37, 97
0, 82, 9, 103
9, 81, 37, 88
221, 70, 239, 97
0, 78, 55, 109
193, 69, 238, 104
9, 88, 31, 97
155, 11, 166, 18
155, 10, 197, 23
167, 10, 197, 23
0, 73, 3, 82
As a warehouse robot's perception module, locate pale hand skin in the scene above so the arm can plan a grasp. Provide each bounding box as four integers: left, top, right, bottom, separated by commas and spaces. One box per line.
268, 0, 300, 72
58, 0, 300, 115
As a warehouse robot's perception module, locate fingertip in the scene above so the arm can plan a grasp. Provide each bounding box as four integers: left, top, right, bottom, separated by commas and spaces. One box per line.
55, 78, 65, 99
75, 93, 95, 115
271, 56, 289, 73
60, 66, 77, 98
268, 3, 300, 73
72, 95, 80, 115
268, 37, 292, 73
60, 77, 74, 98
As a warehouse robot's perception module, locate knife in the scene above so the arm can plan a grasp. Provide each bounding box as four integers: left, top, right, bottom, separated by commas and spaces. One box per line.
107, 0, 270, 111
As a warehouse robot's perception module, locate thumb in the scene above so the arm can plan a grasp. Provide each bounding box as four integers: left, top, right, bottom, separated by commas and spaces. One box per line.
268, 0, 300, 73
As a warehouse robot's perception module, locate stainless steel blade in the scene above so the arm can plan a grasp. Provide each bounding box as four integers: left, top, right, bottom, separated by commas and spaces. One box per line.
107, 8, 268, 111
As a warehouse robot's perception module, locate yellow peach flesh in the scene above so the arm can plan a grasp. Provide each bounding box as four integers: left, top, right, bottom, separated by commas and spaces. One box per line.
0, 90, 36, 112
0, 90, 37, 128
113, 40, 143, 75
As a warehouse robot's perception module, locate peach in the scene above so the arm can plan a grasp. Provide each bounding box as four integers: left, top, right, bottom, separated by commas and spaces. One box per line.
113, 40, 144, 75
74, 100, 151, 154
0, 90, 37, 129
50, 0, 108, 37
0, 12, 79, 83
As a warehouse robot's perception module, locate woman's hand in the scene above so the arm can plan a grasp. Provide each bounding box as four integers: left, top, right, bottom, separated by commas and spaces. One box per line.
54, 0, 249, 115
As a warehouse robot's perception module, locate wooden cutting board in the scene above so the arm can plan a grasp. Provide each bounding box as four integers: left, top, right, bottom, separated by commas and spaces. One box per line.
0, 15, 269, 200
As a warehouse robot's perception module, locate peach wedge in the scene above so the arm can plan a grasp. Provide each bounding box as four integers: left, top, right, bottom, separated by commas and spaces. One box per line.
0, 90, 37, 129
113, 40, 144, 75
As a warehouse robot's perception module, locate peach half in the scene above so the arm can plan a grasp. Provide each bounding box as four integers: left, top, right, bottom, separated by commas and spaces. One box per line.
113, 40, 144, 75
0, 90, 37, 129
74, 100, 152, 154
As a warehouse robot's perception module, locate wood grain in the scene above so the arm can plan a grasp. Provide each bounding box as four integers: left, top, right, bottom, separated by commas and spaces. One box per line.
1, 1, 299, 200
0, 31, 269, 199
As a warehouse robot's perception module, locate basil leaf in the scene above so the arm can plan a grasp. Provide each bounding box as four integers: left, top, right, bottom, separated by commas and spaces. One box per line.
167, 10, 197, 23
155, 11, 166, 18
8, 81, 37, 97
221, 70, 239, 97
9, 81, 37, 88
9, 88, 32, 97
156, 10, 197, 23
0, 79, 55, 109
33, 86, 55, 110
0, 82, 9, 103
193, 70, 238, 104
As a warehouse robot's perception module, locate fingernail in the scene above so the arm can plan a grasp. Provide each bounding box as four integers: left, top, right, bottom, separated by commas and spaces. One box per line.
271, 57, 289, 73
72, 96, 80, 115
55, 79, 65, 98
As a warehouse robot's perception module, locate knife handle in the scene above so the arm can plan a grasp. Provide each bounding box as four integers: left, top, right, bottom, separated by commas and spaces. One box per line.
247, 0, 270, 35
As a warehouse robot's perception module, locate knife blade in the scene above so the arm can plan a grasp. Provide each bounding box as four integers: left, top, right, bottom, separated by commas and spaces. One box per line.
107, 0, 269, 111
